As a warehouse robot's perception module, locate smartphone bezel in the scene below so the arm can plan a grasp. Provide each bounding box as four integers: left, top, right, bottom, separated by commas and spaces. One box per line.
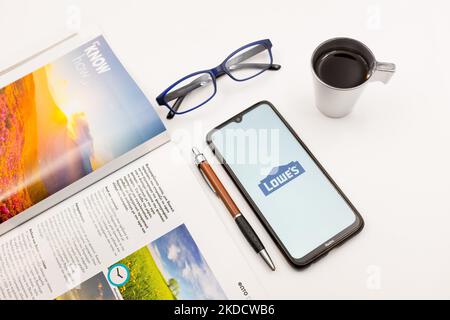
206, 100, 364, 268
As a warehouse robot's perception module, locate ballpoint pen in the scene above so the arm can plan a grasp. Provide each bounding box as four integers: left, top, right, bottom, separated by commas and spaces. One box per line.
192, 147, 276, 271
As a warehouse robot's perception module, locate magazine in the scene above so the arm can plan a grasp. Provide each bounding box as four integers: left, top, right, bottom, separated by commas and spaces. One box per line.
0, 32, 168, 235
0, 31, 266, 300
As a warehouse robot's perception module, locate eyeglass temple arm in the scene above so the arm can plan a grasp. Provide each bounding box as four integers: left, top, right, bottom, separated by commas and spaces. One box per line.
228, 63, 281, 71
166, 95, 186, 119
165, 74, 212, 102
166, 74, 213, 119
225, 45, 280, 72
226, 45, 267, 66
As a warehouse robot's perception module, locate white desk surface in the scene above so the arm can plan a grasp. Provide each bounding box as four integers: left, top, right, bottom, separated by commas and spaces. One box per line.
1, 0, 449, 299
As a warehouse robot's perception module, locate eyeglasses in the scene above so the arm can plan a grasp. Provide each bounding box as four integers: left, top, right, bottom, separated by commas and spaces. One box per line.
156, 39, 281, 119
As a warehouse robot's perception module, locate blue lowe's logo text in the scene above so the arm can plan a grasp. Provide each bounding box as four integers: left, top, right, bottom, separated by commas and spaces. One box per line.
258, 161, 305, 196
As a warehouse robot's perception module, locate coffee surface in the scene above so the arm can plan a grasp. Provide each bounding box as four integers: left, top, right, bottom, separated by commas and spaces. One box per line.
315, 50, 370, 88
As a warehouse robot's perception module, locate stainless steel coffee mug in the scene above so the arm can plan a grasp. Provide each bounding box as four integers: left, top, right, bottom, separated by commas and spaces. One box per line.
311, 37, 395, 118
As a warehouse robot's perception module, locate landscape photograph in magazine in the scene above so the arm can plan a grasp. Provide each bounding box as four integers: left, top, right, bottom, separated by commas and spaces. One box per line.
56, 224, 227, 300
0, 35, 165, 224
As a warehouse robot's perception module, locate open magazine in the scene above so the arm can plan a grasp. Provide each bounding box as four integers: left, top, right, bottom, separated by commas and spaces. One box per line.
0, 31, 266, 300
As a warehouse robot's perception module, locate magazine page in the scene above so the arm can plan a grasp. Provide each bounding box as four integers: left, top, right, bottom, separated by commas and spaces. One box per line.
0, 33, 168, 235
0, 142, 265, 300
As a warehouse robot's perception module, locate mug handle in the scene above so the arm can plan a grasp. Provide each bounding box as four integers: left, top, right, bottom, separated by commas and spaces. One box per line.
371, 62, 396, 84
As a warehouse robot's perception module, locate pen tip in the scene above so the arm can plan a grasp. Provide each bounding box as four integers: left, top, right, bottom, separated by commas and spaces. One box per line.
259, 249, 276, 271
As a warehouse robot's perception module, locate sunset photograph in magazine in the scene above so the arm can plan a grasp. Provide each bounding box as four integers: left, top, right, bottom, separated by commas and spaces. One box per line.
0, 36, 165, 223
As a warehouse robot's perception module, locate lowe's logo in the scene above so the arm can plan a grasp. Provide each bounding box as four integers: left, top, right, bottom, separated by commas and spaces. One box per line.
258, 161, 305, 196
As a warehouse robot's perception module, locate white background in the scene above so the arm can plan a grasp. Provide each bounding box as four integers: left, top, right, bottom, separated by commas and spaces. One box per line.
1, 0, 449, 299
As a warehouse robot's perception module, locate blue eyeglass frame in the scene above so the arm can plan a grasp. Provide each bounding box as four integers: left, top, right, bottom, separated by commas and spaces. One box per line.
156, 39, 277, 117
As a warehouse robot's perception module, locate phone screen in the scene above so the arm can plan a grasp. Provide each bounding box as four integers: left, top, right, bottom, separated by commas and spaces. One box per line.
209, 103, 359, 261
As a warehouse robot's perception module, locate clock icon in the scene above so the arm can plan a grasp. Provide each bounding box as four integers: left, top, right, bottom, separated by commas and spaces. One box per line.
107, 263, 130, 287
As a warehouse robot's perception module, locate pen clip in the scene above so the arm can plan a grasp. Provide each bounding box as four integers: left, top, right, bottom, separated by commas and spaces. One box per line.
192, 147, 217, 195
198, 167, 217, 195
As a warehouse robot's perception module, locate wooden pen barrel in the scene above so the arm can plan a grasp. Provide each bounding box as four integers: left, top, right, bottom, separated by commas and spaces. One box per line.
199, 162, 241, 218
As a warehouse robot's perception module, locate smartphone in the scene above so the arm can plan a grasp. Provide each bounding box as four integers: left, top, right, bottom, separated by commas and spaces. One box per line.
207, 101, 364, 267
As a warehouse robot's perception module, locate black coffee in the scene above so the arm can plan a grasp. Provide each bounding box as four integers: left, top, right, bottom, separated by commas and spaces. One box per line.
315, 50, 370, 88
